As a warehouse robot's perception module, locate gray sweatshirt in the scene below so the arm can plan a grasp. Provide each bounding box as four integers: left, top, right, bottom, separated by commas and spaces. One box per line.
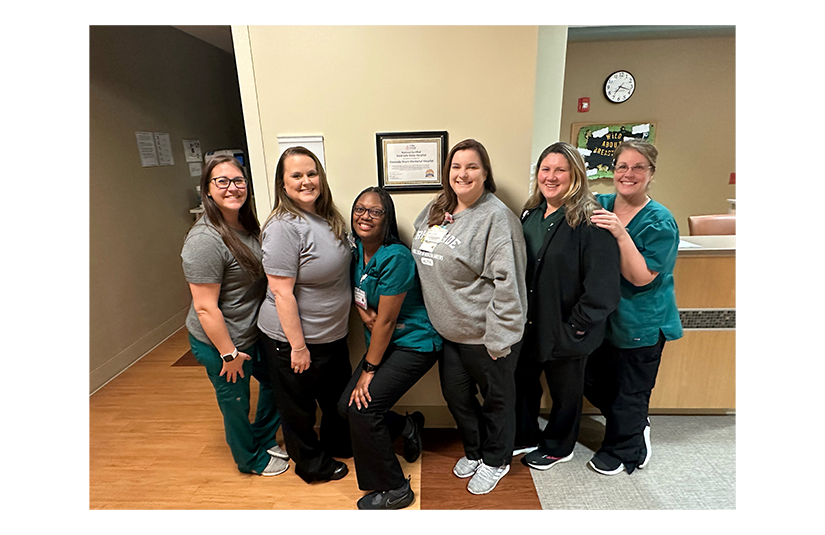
412, 191, 527, 358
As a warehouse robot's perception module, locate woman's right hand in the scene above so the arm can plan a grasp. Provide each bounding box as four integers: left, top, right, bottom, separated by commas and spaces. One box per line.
357, 306, 378, 332
291, 346, 311, 374
591, 209, 626, 239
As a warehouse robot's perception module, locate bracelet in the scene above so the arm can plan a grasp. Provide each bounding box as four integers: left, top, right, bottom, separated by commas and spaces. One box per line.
292, 345, 307, 352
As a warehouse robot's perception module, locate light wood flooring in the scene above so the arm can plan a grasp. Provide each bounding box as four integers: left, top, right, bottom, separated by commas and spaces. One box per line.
89, 328, 541, 510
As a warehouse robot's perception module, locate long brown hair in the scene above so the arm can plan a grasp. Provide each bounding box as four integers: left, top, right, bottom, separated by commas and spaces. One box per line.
198, 155, 263, 278
264, 146, 347, 242
427, 139, 497, 227
523, 142, 599, 228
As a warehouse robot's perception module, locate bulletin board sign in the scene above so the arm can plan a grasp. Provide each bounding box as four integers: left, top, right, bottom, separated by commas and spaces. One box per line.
571, 121, 657, 180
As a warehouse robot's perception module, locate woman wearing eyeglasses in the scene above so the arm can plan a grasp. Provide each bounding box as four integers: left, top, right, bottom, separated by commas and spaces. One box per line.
258, 147, 354, 483
585, 140, 684, 476
181, 155, 287, 477
338, 186, 441, 510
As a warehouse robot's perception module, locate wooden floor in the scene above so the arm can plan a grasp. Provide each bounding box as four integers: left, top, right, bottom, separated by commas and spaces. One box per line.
89, 328, 541, 510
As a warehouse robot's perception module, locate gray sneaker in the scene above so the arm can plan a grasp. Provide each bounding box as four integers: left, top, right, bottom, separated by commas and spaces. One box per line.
467, 462, 510, 495
260, 455, 289, 476
266, 444, 289, 460
452, 456, 481, 478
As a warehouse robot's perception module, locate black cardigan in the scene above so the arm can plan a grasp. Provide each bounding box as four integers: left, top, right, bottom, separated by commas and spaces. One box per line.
520, 206, 621, 362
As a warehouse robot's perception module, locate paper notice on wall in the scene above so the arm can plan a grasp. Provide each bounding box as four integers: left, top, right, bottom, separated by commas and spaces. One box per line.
632, 124, 650, 134
182, 139, 202, 163
154, 133, 174, 166
136, 131, 159, 167
277, 135, 325, 168
189, 162, 202, 177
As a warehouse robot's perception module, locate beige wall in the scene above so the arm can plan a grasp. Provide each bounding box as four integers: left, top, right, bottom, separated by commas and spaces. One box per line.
237, 25, 554, 417
90, 26, 248, 392
561, 36, 736, 231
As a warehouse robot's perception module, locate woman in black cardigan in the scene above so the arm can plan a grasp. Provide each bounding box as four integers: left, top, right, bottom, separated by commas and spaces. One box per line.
513, 142, 621, 471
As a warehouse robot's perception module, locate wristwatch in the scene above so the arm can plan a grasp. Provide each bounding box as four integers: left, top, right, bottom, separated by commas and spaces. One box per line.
362, 359, 381, 373
221, 347, 239, 363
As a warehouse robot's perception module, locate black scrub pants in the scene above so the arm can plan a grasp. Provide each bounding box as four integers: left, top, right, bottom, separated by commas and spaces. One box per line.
337, 346, 439, 491
583, 332, 665, 473
514, 353, 588, 457
439, 339, 520, 468
261, 334, 353, 483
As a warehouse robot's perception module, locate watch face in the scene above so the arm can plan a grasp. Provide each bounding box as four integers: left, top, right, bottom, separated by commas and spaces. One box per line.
604, 70, 635, 103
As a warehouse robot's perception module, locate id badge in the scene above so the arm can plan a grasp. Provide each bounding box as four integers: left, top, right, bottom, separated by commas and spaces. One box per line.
354, 286, 368, 310
420, 225, 447, 253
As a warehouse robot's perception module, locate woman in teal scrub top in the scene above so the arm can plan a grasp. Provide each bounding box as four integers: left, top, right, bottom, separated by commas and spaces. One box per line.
338, 186, 441, 510
585, 140, 683, 476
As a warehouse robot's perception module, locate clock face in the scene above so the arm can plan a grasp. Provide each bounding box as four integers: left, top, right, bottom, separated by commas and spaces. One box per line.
604, 70, 635, 103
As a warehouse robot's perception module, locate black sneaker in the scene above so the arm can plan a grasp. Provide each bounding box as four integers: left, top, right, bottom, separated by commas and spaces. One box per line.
588, 454, 624, 476
357, 478, 415, 510
522, 450, 574, 471
402, 411, 425, 463
328, 461, 349, 481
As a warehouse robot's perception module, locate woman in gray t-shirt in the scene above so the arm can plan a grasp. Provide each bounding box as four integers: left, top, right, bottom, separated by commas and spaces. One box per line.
181, 155, 287, 477
258, 146, 354, 483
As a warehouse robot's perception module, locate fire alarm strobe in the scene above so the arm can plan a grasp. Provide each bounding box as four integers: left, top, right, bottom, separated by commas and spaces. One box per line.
578, 97, 590, 112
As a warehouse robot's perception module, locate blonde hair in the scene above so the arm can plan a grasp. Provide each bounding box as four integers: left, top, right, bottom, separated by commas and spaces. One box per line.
264, 146, 347, 241
523, 142, 599, 228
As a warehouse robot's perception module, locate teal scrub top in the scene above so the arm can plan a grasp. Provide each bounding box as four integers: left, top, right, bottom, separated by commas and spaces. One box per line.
353, 240, 442, 352
596, 193, 684, 348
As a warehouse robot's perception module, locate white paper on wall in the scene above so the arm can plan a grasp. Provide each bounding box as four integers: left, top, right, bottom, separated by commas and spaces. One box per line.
136, 131, 159, 167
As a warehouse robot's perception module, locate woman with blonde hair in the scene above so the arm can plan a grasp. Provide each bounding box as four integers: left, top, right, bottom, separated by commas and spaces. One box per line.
181, 155, 287, 477
258, 146, 353, 483
514, 142, 621, 472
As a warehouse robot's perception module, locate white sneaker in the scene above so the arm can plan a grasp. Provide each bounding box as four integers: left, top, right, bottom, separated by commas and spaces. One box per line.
267, 444, 289, 460
260, 455, 289, 476
467, 462, 510, 495
639, 418, 651, 469
452, 456, 481, 478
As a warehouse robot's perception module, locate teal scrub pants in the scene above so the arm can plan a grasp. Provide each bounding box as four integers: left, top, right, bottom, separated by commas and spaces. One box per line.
189, 334, 282, 474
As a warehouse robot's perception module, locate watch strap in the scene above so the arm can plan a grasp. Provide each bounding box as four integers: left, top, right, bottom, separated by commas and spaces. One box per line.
362, 359, 380, 373
221, 347, 238, 362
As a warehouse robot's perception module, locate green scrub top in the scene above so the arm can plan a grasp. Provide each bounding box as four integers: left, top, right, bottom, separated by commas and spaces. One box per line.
522, 202, 566, 279
596, 193, 684, 348
353, 240, 443, 352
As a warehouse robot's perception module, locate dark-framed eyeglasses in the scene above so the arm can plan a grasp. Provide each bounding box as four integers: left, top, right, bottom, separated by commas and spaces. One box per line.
212, 176, 248, 189
613, 163, 652, 175
354, 205, 385, 218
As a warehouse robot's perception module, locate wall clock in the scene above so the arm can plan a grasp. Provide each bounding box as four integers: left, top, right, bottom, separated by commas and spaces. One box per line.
604, 70, 635, 103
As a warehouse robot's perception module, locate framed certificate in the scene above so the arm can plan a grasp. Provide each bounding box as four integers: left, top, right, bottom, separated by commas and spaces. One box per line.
376, 131, 448, 192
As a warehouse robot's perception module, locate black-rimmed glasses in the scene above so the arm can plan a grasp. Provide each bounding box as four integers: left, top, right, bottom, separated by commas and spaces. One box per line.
354, 205, 385, 218
212, 176, 248, 189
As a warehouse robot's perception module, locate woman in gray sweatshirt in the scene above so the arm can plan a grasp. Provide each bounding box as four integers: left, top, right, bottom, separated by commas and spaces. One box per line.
411, 139, 527, 496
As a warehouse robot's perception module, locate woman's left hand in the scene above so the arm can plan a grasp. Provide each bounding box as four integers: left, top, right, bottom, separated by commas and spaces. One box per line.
591, 209, 626, 239
348, 370, 374, 410
220, 351, 252, 383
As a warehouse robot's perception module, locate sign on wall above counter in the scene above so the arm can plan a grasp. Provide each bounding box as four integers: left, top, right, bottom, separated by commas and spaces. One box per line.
571, 121, 657, 180
277, 135, 325, 169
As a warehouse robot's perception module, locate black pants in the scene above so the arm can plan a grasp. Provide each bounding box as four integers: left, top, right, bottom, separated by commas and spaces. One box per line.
514, 354, 587, 457
337, 346, 439, 491
583, 332, 665, 472
439, 339, 520, 467
260, 334, 353, 483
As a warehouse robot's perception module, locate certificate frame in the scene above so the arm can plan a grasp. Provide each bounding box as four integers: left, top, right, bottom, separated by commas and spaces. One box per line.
376, 131, 448, 192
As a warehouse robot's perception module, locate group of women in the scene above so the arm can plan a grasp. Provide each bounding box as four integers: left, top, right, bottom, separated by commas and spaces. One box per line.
180, 137, 683, 510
